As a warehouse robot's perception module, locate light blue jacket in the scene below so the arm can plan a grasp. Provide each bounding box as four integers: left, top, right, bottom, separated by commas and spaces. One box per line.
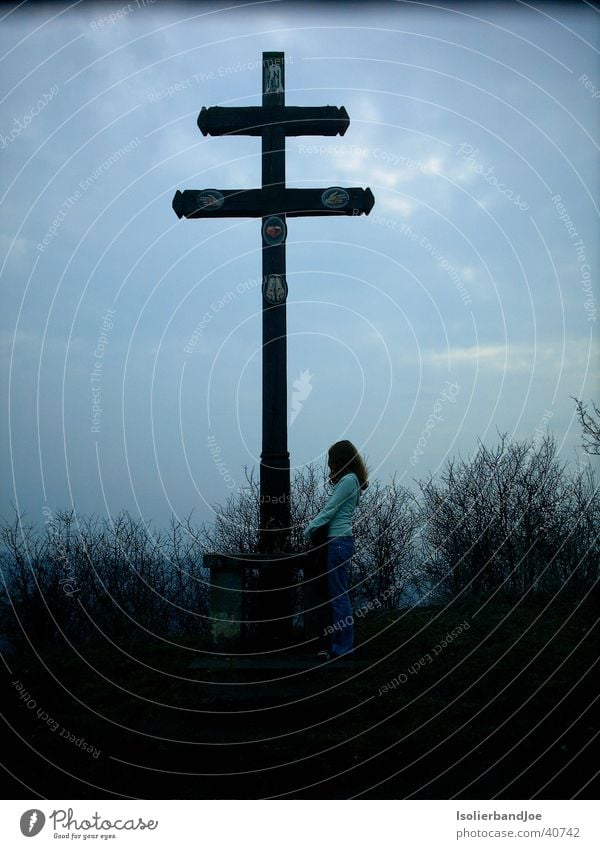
303, 472, 361, 540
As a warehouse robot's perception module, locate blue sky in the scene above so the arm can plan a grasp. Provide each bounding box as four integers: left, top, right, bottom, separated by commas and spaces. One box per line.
1, 0, 598, 530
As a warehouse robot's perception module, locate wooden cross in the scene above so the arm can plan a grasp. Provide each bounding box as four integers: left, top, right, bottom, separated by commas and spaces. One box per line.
173, 52, 374, 553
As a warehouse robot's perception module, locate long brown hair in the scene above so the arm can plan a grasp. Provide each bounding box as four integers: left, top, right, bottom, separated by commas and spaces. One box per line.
328, 440, 369, 490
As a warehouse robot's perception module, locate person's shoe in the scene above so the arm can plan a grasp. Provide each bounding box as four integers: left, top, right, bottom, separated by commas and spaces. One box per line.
316, 650, 330, 661
331, 651, 354, 663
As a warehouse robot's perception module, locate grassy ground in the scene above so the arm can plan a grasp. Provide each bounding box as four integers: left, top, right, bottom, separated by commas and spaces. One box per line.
2, 592, 599, 799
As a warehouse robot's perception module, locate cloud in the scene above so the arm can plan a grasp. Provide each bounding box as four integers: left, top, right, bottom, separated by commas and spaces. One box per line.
351, 94, 383, 128
377, 194, 415, 217
424, 344, 506, 367
422, 339, 600, 378
0, 234, 31, 271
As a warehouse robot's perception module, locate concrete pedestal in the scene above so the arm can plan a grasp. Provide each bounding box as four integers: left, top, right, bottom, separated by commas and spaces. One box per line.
205, 551, 319, 650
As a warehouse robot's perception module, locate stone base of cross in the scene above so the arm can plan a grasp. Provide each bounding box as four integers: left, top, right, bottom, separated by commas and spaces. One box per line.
174, 52, 373, 648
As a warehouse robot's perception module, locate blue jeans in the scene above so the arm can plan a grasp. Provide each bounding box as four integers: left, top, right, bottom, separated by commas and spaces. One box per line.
327, 536, 355, 656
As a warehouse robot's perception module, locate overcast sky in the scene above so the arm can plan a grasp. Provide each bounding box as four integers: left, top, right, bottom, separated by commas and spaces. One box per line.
1, 0, 598, 531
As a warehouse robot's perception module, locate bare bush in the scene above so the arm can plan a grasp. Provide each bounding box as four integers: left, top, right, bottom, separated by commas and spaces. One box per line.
2, 434, 595, 651
417, 433, 599, 601
573, 396, 600, 455
352, 476, 421, 608
195, 466, 261, 554
0, 510, 210, 651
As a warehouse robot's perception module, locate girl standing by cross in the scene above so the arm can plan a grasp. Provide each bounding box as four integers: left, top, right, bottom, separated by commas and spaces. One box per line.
304, 440, 368, 659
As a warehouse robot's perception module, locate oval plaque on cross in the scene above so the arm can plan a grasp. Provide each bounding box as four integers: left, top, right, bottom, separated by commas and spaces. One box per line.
321, 187, 350, 209
195, 189, 224, 212
262, 273, 288, 304
262, 215, 287, 246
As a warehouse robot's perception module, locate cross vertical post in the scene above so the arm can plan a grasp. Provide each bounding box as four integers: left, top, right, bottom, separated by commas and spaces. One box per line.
260, 52, 290, 554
